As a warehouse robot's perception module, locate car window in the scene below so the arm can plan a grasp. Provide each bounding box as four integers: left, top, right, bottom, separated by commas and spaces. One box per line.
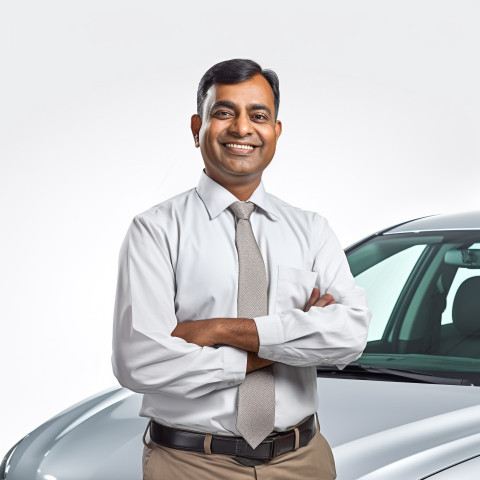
441, 242, 480, 325
355, 245, 427, 341
347, 232, 480, 385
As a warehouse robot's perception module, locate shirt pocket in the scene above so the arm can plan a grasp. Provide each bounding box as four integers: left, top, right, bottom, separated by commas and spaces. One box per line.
275, 265, 318, 313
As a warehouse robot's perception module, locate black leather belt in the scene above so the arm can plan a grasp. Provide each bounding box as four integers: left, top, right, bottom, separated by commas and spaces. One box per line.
149, 414, 316, 461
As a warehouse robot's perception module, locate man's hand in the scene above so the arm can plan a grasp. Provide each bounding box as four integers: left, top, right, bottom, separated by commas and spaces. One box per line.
305, 287, 335, 312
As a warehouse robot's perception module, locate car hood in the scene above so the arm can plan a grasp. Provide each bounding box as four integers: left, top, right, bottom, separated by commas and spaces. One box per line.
317, 378, 480, 479
6, 380, 480, 480
6, 388, 146, 480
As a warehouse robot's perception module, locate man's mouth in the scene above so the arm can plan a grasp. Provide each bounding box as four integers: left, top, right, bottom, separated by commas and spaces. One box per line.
225, 143, 255, 150
223, 142, 257, 155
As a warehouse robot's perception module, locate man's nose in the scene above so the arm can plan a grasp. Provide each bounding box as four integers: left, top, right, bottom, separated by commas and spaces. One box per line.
229, 112, 253, 137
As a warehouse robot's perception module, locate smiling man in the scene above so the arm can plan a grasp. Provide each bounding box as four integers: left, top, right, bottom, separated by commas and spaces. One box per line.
191, 71, 280, 197
112, 59, 370, 479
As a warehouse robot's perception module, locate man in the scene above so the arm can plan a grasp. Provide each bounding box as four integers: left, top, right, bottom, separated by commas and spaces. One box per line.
112, 59, 370, 479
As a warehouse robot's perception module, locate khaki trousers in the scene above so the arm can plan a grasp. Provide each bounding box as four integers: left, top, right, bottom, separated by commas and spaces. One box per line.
142, 422, 336, 480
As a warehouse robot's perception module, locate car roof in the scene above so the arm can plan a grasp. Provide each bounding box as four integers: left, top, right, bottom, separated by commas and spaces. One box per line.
384, 210, 480, 234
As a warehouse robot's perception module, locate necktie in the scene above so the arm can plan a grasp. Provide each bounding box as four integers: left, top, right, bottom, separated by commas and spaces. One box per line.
229, 201, 275, 451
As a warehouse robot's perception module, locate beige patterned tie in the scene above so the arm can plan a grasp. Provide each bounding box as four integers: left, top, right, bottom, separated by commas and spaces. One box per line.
230, 201, 275, 451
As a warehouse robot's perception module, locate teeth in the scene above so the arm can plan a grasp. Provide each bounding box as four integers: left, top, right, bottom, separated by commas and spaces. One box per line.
225, 143, 254, 150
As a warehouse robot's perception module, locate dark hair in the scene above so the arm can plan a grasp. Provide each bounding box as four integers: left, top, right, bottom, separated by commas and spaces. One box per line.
197, 59, 280, 120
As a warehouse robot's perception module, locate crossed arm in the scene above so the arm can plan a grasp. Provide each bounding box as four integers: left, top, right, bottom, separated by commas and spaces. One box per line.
113, 215, 370, 397
172, 288, 335, 373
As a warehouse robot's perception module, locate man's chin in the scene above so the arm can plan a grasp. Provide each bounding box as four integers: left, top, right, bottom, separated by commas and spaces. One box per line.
223, 167, 265, 179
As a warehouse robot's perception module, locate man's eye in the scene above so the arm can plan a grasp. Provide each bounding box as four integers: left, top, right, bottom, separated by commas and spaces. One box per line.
252, 113, 268, 121
214, 111, 233, 117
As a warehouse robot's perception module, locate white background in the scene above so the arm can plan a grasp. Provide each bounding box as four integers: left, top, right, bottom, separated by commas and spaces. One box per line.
1, 0, 479, 456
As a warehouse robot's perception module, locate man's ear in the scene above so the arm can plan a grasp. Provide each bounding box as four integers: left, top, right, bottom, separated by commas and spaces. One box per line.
191, 114, 202, 148
275, 120, 282, 140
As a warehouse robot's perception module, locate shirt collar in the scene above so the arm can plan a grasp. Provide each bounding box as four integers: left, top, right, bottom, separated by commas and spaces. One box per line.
196, 171, 279, 221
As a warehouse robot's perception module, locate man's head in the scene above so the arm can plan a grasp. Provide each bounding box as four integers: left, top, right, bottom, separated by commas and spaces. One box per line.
191, 59, 282, 197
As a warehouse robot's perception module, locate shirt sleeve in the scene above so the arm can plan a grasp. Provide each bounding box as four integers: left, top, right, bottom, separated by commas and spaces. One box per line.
112, 215, 247, 399
253, 214, 371, 368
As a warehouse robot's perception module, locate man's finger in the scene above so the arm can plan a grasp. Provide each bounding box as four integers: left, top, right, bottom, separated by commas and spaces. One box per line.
305, 287, 321, 312
313, 293, 334, 308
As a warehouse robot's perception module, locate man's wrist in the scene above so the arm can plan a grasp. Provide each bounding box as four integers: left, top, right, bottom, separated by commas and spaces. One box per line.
246, 352, 275, 373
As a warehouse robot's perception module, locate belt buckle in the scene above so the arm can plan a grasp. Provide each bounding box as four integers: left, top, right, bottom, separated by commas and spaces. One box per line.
266, 436, 276, 459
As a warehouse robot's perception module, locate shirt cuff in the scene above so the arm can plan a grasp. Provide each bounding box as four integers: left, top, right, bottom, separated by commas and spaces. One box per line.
221, 346, 248, 387
254, 314, 284, 360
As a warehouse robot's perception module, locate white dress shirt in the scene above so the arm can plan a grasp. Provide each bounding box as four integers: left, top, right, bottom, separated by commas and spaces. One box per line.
112, 172, 371, 435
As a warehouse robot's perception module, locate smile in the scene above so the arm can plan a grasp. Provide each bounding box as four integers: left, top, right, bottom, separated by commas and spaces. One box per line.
224, 143, 255, 150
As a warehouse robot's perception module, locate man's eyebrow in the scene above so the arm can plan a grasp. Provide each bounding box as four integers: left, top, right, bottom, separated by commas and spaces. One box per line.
250, 104, 272, 116
210, 100, 236, 113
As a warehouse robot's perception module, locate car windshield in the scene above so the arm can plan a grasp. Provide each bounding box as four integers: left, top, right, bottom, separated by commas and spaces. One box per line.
345, 230, 480, 385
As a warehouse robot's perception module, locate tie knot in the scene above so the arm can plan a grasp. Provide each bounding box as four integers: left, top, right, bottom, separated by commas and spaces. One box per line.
229, 201, 256, 220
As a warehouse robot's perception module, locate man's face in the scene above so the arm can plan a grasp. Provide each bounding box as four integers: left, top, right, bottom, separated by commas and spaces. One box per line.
191, 74, 282, 188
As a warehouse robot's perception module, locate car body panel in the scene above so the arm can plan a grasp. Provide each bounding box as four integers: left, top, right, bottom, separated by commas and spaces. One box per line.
321, 380, 480, 479
4, 389, 145, 480
385, 210, 480, 234
425, 454, 480, 479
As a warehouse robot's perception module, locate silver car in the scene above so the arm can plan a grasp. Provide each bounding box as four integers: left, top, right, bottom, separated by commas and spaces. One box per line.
3, 211, 480, 479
